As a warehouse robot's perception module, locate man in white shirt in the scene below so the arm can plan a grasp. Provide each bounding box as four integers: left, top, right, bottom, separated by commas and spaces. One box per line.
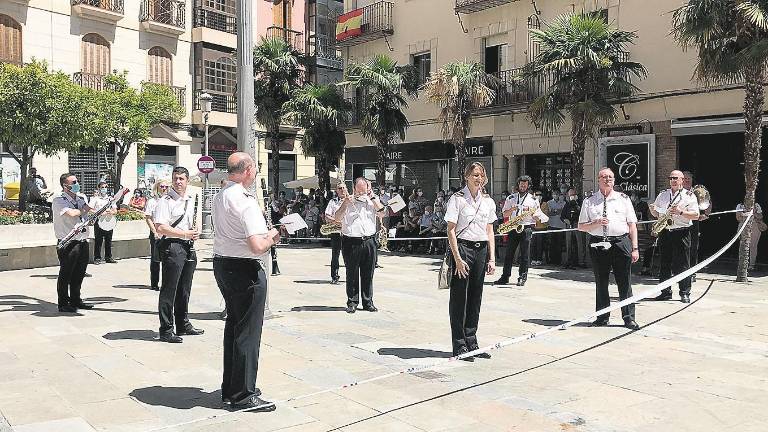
154, 166, 202, 343
212, 152, 280, 412
495, 175, 548, 286
335, 178, 384, 313
89, 181, 117, 264
650, 170, 700, 303
324, 183, 348, 284
51, 173, 93, 313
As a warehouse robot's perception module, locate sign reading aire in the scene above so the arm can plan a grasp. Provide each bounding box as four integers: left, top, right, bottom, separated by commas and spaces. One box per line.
197, 155, 216, 174
606, 142, 650, 198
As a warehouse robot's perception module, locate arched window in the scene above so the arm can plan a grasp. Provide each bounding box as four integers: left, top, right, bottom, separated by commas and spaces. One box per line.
148, 46, 172, 85
81, 33, 110, 76
0, 15, 22, 65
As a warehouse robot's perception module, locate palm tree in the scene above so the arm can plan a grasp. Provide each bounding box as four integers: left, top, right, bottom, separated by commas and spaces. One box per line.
341, 54, 418, 187
253, 37, 304, 197
520, 12, 646, 195
672, 0, 768, 282
423, 61, 497, 184
283, 84, 351, 194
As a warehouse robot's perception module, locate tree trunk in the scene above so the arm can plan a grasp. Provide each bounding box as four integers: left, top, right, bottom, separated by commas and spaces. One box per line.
14, 147, 33, 212
736, 66, 765, 282
114, 147, 128, 191
376, 138, 388, 188
456, 135, 467, 188
571, 113, 587, 197
270, 130, 281, 200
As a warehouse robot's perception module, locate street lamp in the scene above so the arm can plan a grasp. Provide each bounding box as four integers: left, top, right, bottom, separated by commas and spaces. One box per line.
199, 92, 214, 239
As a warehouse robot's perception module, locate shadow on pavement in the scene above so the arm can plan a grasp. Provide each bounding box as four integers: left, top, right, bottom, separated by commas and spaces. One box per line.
294, 280, 333, 285
0, 294, 79, 317
377, 347, 452, 359
289, 306, 347, 312
188, 311, 226, 320
129, 386, 223, 410
103, 330, 157, 341
113, 284, 156, 290
538, 270, 597, 283
28, 274, 59, 279
522, 318, 591, 328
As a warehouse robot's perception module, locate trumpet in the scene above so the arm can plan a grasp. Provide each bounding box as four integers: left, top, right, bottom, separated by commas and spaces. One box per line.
498, 207, 539, 234
320, 222, 342, 235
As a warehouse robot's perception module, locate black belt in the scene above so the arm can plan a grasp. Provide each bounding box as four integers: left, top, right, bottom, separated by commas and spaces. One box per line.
590, 234, 628, 242
213, 255, 263, 268
668, 226, 690, 232
165, 238, 192, 244
343, 234, 376, 242
57, 239, 87, 245
457, 239, 488, 248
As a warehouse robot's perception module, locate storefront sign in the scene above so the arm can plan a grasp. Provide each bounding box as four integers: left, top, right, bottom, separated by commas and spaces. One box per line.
605, 142, 651, 197
346, 139, 492, 164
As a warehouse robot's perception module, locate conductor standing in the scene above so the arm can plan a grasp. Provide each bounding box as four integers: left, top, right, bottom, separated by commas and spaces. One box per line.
578, 168, 640, 329
213, 152, 280, 412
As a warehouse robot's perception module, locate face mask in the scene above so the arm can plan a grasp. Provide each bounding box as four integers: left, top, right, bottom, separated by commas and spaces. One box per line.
417, 191, 423, 196
70, 183, 81, 194
101, 188, 108, 195
569, 195, 577, 201
560, 188, 568, 193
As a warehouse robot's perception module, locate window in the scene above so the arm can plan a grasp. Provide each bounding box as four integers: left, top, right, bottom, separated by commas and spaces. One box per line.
148, 46, 173, 85
273, 0, 293, 28
204, 0, 235, 15
68, 145, 116, 195
81, 33, 110, 75
412, 52, 431, 86
0, 15, 22, 65
203, 56, 236, 93
484, 44, 505, 74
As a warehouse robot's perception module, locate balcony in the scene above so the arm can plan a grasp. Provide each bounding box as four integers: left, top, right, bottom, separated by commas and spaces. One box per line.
170, 85, 186, 110
335, 1, 393, 48
483, 68, 548, 110
266, 26, 305, 53
71, 0, 124, 24
192, 6, 237, 47
454, 0, 520, 14
72, 72, 106, 91
192, 89, 236, 127
140, 0, 186, 36
309, 34, 342, 70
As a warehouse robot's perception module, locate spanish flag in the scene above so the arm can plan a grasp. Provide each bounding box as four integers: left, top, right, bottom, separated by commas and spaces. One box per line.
336, 8, 363, 41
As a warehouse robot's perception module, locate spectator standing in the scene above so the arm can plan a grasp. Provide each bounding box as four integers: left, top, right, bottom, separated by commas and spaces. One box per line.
546, 190, 566, 265
561, 188, 587, 268
305, 200, 320, 238
531, 191, 549, 266
89, 181, 117, 264
129, 189, 147, 211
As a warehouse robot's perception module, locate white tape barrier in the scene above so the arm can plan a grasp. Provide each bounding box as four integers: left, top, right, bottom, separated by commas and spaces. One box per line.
278, 209, 744, 243
145, 213, 753, 432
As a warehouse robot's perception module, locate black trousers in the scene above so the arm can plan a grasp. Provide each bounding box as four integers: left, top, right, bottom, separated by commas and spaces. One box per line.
149, 233, 160, 288
548, 229, 563, 265
214, 256, 266, 405
690, 220, 700, 269
341, 236, 377, 307
94, 222, 113, 260
588, 235, 635, 321
56, 240, 89, 307
658, 228, 692, 295
500, 227, 532, 279
330, 233, 342, 279
449, 240, 488, 353
158, 241, 197, 334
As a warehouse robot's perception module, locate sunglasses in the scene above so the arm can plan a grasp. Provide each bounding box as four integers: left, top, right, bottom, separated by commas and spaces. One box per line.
69, 180, 79, 184
668, 176, 682, 180
159, 185, 169, 189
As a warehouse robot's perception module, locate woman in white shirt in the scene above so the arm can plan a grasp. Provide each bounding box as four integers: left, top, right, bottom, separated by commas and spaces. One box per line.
444, 162, 498, 361
144, 180, 170, 290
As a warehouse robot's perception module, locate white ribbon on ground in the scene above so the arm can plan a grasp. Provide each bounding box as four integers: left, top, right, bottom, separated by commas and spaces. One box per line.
145, 213, 752, 431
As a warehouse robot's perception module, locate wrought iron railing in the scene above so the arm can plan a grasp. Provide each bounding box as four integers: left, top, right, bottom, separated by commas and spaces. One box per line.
310, 34, 342, 67
454, 0, 517, 14
71, 0, 125, 14
193, 89, 236, 113
486, 68, 551, 108
266, 26, 304, 53
72, 72, 106, 91
335, 1, 394, 46
193, 6, 236, 34
170, 85, 186, 110
140, 0, 186, 29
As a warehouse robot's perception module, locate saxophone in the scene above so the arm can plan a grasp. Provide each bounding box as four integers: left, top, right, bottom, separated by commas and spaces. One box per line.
651, 191, 683, 237
320, 222, 342, 235
498, 206, 539, 234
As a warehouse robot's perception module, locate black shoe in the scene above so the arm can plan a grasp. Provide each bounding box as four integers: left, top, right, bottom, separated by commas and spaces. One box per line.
73, 302, 93, 310
346, 305, 356, 314
150, 286, 160, 291
624, 319, 640, 330
690, 275, 697, 283
472, 351, 491, 359
105, 258, 117, 264
178, 326, 204, 336
454, 347, 474, 362
331, 277, 339, 285
230, 396, 276, 413
58, 305, 77, 313
84, 272, 92, 278
493, 277, 510, 285
517, 276, 527, 286
223, 388, 261, 404
653, 291, 673, 301
363, 304, 378, 312
94, 258, 102, 265
680, 295, 691, 304
375, 264, 383, 269
591, 319, 609, 327
159, 333, 183, 343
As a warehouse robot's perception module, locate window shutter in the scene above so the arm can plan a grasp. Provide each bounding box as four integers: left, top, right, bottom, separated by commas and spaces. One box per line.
82, 33, 110, 75
148, 46, 173, 85
0, 15, 22, 65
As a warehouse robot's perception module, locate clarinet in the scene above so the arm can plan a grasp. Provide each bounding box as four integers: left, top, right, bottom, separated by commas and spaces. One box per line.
186, 194, 199, 261
591, 195, 612, 250
260, 179, 280, 274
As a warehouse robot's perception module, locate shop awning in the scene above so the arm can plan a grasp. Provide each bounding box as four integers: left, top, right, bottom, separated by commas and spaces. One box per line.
283, 175, 343, 190
671, 116, 768, 136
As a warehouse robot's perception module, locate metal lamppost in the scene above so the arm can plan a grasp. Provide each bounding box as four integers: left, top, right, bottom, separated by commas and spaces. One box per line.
199, 92, 214, 239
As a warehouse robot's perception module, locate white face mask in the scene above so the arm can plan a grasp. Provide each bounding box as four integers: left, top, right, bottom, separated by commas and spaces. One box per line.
569, 195, 577, 201
417, 191, 423, 197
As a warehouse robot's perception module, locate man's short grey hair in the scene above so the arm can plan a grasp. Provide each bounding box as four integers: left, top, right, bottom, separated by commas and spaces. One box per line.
227, 157, 253, 174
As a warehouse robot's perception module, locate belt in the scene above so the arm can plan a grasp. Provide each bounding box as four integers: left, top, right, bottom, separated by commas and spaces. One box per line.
590, 234, 628, 242
165, 238, 192, 244
343, 234, 376, 241
57, 239, 87, 244
668, 226, 691, 232
457, 239, 488, 248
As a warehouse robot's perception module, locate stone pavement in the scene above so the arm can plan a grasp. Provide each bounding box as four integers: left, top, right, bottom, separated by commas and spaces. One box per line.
0, 240, 766, 432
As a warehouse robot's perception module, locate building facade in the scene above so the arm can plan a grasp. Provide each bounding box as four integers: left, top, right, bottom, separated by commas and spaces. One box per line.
337, 0, 766, 263
0, 0, 317, 200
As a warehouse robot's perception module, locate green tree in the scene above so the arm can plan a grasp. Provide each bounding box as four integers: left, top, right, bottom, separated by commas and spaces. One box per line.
0, 61, 100, 211
673, 0, 768, 282
423, 61, 497, 185
253, 37, 304, 197
283, 84, 350, 194
520, 12, 646, 195
341, 54, 418, 187
93, 72, 183, 190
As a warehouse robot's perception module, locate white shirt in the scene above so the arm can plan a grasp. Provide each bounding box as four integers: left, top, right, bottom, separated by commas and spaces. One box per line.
144, 197, 158, 218
653, 188, 700, 229
444, 186, 497, 241
52, 192, 89, 241
502, 191, 549, 225
88, 195, 116, 213
212, 182, 269, 258
340, 196, 378, 237
546, 197, 566, 228
153, 188, 196, 237
324, 197, 342, 221
578, 190, 638, 236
